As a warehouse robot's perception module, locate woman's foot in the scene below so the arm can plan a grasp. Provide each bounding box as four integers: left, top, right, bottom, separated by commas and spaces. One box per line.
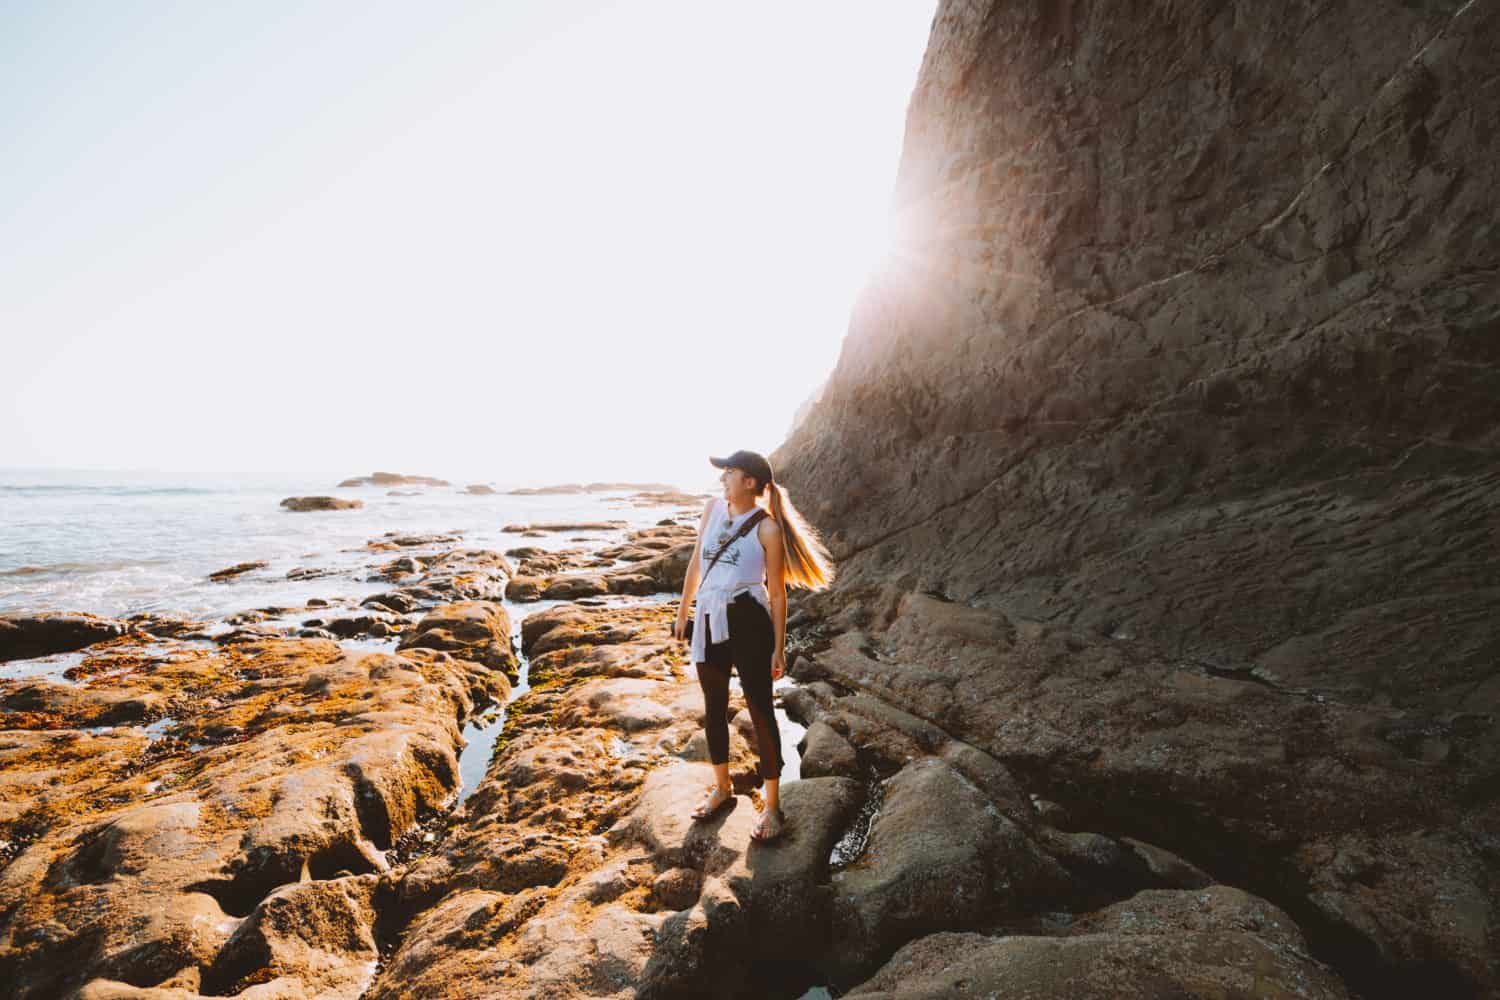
691, 784, 733, 821
750, 805, 786, 843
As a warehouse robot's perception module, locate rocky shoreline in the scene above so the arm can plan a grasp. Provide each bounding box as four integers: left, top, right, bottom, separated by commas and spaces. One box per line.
2, 508, 1378, 999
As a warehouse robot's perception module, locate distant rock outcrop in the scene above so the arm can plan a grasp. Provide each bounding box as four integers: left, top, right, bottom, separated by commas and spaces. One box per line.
280, 496, 363, 512
338, 472, 451, 488
777, 1, 1500, 995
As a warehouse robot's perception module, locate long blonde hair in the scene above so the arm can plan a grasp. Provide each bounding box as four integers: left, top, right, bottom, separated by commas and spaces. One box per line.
759, 480, 835, 590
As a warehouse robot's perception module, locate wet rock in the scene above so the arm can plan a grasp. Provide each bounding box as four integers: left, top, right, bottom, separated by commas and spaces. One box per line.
397, 602, 516, 678
798, 720, 858, 778
541, 575, 609, 601
512, 549, 598, 576
279, 496, 362, 512
370, 555, 425, 580
652, 867, 703, 910
0, 636, 499, 998
829, 757, 1074, 978
361, 592, 421, 615
364, 603, 703, 999
1119, 837, 1214, 890
1, 681, 167, 726
460, 484, 497, 495
0, 612, 129, 663
322, 613, 399, 640
598, 524, 697, 563
504, 576, 544, 602
208, 560, 268, 582
285, 566, 336, 581
798, 590, 1500, 993
844, 922, 1350, 999
612, 542, 693, 593
504, 546, 546, 558
200, 874, 380, 996
412, 550, 512, 603
605, 573, 657, 596
215, 625, 286, 645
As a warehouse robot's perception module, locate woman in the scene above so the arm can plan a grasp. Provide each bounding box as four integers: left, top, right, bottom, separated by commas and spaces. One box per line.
672, 449, 835, 842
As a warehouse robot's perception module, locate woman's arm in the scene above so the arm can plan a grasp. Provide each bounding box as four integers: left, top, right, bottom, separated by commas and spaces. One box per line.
759, 517, 787, 678
673, 498, 716, 641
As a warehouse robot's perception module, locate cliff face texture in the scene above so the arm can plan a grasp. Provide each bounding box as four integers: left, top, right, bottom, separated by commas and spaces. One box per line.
778, 0, 1499, 995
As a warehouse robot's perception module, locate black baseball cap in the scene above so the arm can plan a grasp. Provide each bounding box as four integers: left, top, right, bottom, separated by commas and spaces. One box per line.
709, 449, 774, 485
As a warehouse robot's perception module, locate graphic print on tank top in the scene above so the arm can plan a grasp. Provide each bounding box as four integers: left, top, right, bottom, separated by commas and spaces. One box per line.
705, 501, 762, 579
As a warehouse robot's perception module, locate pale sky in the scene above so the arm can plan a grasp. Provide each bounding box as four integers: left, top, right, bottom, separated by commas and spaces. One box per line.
1, 1, 937, 490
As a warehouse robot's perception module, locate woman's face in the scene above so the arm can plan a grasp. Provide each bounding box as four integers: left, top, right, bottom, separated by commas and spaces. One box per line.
720, 467, 757, 499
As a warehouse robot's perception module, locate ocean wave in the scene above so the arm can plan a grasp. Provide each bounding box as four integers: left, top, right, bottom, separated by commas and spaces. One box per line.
0, 485, 223, 496
0, 559, 165, 577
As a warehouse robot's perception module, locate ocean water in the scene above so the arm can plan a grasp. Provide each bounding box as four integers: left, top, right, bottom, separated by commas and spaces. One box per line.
0, 467, 697, 618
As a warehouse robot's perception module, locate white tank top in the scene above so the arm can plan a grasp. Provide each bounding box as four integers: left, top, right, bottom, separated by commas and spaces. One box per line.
700, 498, 766, 590
689, 498, 770, 661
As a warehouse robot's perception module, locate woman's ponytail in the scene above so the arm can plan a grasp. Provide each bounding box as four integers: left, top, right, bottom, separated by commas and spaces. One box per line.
763, 481, 835, 590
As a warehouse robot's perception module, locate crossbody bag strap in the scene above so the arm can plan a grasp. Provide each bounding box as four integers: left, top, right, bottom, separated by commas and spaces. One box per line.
703, 507, 769, 576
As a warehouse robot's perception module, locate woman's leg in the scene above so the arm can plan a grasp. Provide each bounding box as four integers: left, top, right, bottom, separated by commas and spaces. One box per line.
695, 647, 733, 793
729, 598, 783, 807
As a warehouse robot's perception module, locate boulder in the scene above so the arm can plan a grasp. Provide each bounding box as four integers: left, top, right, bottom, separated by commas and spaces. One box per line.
798, 719, 859, 778
504, 576, 544, 602
541, 575, 609, 601
844, 924, 1350, 999
829, 757, 1074, 977
361, 591, 421, 615
0, 612, 129, 663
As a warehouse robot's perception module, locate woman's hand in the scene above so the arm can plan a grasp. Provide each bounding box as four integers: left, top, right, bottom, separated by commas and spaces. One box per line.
770, 649, 786, 680
672, 615, 688, 642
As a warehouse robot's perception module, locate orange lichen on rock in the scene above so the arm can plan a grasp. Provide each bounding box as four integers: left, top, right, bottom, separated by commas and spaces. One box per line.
0, 628, 511, 999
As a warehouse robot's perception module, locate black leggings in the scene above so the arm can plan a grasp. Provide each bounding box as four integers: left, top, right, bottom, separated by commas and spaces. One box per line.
696, 593, 783, 781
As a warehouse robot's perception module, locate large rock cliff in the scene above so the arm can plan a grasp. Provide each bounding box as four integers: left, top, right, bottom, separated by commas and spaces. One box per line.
778, 1, 1499, 995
